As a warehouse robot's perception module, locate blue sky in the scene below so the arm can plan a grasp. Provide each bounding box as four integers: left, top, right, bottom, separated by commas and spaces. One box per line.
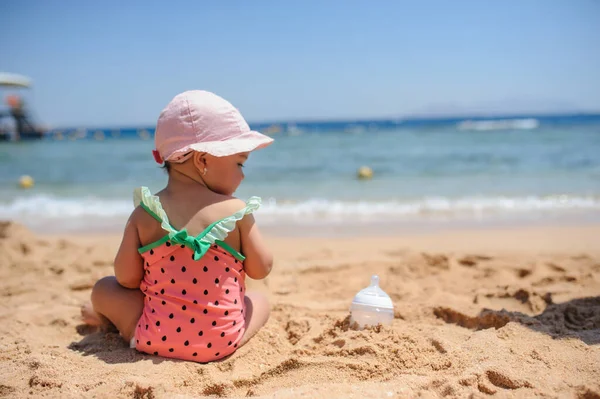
1, 1, 599, 127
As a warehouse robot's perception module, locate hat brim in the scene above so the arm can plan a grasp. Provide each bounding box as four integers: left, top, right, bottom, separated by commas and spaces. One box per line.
169, 130, 274, 159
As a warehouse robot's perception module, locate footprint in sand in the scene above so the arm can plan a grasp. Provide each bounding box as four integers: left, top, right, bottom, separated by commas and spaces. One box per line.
69, 281, 95, 291
285, 319, 312, 345
430, 339, 447, 354
485, 369, 532, 390
457, 254, 493, 267
473, 288, 551, 314
28, 373, 64, 390
562, 301, 600, 331
545, 262, 566, 273
0, 385, 16, 397
475, 370, 532, 395
532, 275, 578, 287
433, 307, 511, 330
515, 268, 533, 278
421, 253, 450, 270
120, 383, 156, 399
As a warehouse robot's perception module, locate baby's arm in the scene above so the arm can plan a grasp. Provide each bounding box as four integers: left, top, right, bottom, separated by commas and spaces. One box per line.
238, 213, 273, 280
113, 209, 145, 289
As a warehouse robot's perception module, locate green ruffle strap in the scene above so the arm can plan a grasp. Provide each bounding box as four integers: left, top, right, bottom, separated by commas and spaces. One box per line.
133, 186, 261, 261
203, 197, 261, 243
133, 186, 177, 235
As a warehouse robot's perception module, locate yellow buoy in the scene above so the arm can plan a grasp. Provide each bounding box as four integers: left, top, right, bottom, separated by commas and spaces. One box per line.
138, 129, 150, 140
357, 166, 373, 180
19, 175, 34, 189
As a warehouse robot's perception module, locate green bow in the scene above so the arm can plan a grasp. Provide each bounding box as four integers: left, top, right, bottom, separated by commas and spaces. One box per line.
168, 229, 210, 261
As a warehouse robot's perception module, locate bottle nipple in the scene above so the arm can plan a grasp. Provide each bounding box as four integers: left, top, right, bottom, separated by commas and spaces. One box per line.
370, 275, 380, 287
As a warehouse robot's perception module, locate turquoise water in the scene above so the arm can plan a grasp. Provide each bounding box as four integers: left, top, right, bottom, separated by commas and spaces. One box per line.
1, 115, 599, 233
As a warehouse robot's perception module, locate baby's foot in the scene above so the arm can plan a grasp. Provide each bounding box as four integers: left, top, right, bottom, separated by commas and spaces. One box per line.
80, 302, 104, 326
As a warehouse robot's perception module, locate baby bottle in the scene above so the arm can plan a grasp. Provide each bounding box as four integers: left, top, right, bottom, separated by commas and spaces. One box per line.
349, 275, 394, 329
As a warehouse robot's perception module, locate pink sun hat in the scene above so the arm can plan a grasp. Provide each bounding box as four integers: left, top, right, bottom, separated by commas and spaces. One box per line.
152, 90, 274, 164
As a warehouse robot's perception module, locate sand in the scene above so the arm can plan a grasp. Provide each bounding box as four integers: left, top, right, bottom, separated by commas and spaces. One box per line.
0, 220, 599, 398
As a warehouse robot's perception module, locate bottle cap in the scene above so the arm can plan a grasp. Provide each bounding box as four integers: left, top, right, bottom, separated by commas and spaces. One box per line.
351, 275, 394, 310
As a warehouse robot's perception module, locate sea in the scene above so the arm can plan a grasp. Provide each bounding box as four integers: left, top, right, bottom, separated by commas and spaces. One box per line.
1, 114, 599, 235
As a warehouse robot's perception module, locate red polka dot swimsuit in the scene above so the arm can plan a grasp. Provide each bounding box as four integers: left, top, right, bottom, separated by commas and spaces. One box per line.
131, 187, 261, 363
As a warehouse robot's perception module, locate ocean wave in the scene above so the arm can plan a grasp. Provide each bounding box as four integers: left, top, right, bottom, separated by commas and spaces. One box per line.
457, 118, 539, 131
1, 194, 598, 229
0, 195, 133, 219
258, 195, 600, 221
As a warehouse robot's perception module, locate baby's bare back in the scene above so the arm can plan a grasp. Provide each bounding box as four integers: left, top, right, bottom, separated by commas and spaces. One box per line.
138, 185, 246, 253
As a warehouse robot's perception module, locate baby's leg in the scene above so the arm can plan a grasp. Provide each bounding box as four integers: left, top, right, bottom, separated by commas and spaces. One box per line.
238, 291, 270, 347
88, 276, 144, 341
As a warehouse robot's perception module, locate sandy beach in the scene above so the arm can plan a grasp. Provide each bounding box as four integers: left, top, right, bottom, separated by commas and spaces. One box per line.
0, 221, 599, 398
3, 2, 600, 398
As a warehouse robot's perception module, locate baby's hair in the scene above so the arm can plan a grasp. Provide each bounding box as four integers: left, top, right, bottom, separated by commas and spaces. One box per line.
159, 152, 192, 172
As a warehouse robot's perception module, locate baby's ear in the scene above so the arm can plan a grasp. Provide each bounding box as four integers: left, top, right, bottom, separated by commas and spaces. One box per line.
192, 152, 207, 168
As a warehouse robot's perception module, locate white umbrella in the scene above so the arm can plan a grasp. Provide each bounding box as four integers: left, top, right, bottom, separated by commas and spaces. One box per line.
0, 73, 32, 88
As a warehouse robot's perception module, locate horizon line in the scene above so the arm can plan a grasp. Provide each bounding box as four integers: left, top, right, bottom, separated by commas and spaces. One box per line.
43, 110, 600, 131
